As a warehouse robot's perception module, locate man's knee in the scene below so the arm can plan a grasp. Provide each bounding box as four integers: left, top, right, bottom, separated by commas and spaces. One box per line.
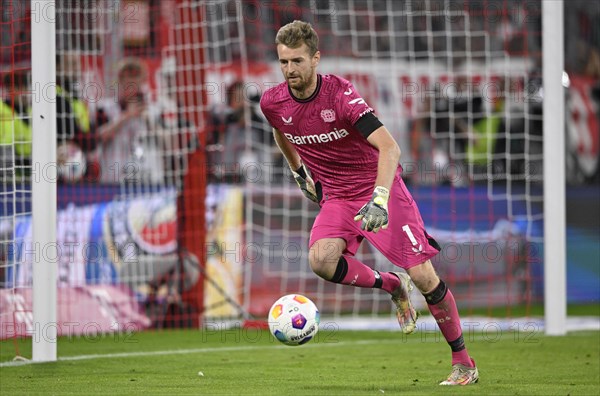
308, 250, 338, 279
407, 259, 440, 294
309, 240, 344, 280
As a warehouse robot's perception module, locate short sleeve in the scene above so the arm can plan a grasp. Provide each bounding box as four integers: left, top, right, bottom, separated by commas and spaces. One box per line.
339, 82, 375, 126
259, 92, 278, 129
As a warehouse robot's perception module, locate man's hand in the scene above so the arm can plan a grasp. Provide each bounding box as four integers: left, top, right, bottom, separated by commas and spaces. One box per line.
354, 186, 390, 232
292, 164, 320, 203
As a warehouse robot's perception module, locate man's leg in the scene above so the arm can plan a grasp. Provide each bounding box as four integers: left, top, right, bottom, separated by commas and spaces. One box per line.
408, 259, 479, 385
309, 238, 402, 293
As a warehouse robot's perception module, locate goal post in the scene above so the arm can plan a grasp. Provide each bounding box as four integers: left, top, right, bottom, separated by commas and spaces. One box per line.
542, 0, 566, 336
31, 0, 57, 362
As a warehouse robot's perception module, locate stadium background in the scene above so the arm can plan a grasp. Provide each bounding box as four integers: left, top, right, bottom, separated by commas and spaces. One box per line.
0, 0, 598, 340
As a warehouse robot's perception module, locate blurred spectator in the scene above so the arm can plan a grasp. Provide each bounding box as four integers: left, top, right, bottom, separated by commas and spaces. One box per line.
155, 56, 199, 186
433, 76, 485, 185
55, 52, 95, 183
409, 76, 509, 186
0, 71, 31, 178
91, 57, 165, 185
56, 52, 94, 150
1, 66, 91, 183
584, 47, 600, 80
466, 95, 505, 174
207, 81, 277, 183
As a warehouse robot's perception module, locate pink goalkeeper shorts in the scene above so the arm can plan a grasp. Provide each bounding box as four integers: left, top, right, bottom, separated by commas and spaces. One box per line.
309, 175, 440, 269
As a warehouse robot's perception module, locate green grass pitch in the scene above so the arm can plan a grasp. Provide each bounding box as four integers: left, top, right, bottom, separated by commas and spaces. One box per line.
1, 326, 599, 395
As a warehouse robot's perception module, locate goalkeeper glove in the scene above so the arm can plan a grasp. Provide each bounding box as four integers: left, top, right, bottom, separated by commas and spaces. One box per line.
354, 186, 390, 232
292, 163, 321, 203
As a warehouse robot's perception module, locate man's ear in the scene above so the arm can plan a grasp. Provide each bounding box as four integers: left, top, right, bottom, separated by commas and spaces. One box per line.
312, 50, 321, 67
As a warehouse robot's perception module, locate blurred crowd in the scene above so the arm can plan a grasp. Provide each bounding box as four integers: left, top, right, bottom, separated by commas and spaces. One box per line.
1, 0, 598, 187
1, 54, 200, 186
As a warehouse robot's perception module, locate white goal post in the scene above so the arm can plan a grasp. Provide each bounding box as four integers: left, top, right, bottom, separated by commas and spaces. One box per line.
542, 0, 566, 336
31, 0, 57, 361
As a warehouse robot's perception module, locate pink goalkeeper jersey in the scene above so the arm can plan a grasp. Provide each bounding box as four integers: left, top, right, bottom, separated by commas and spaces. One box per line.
260, 74, 396, 201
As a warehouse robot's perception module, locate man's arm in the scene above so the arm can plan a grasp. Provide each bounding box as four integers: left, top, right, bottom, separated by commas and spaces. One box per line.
96, 102, 145, 143
366, 125, 401, 190
273, 127, 320, 203
353, 125, 401, 232
273, 127, 302, 170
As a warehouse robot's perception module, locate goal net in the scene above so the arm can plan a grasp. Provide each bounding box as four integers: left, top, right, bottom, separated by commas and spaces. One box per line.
237, 0, 544, 322
1, 0, 551, 346
1, 0, 34, 345
0, 0, 251, 343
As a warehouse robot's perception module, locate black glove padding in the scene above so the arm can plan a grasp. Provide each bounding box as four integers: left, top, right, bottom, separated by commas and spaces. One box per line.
354, 186, 390, 232
292, 164, 321, 203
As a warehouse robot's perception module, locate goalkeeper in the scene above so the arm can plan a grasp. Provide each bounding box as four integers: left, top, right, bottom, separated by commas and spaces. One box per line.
260, 20, 478, 386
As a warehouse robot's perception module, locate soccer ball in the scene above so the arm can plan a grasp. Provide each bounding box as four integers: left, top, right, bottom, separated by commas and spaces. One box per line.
268, 294, 320, 346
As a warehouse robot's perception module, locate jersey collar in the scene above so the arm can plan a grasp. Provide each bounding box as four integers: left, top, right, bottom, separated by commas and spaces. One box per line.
288, 74, 322, 103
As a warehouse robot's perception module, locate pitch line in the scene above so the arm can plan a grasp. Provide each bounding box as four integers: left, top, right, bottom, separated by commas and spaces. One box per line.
0, 339, 386, 368
3, 323, 597, 368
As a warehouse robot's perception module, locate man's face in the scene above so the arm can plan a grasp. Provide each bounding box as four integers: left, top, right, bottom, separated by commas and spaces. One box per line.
277, 43, 320, 92
118, 74, 145, 104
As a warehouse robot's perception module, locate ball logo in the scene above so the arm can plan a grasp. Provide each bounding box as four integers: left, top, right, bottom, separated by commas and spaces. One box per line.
293, 295, 308, 304
320, 108, 336, 122
292, 314, 307, 329
271, 304, 283, 319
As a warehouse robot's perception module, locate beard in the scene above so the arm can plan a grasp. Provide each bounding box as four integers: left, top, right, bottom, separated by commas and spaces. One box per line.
287, 72, 314, 93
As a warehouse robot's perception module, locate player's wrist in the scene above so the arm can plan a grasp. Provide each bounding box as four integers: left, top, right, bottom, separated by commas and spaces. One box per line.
372, 186, 389, 206
293, 163, 308, 179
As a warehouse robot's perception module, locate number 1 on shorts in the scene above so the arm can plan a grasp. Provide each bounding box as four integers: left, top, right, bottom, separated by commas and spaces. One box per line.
402, 224, 418, 246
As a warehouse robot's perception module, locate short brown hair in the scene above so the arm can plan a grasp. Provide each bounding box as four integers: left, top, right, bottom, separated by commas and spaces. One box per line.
275, 20, 319, 56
